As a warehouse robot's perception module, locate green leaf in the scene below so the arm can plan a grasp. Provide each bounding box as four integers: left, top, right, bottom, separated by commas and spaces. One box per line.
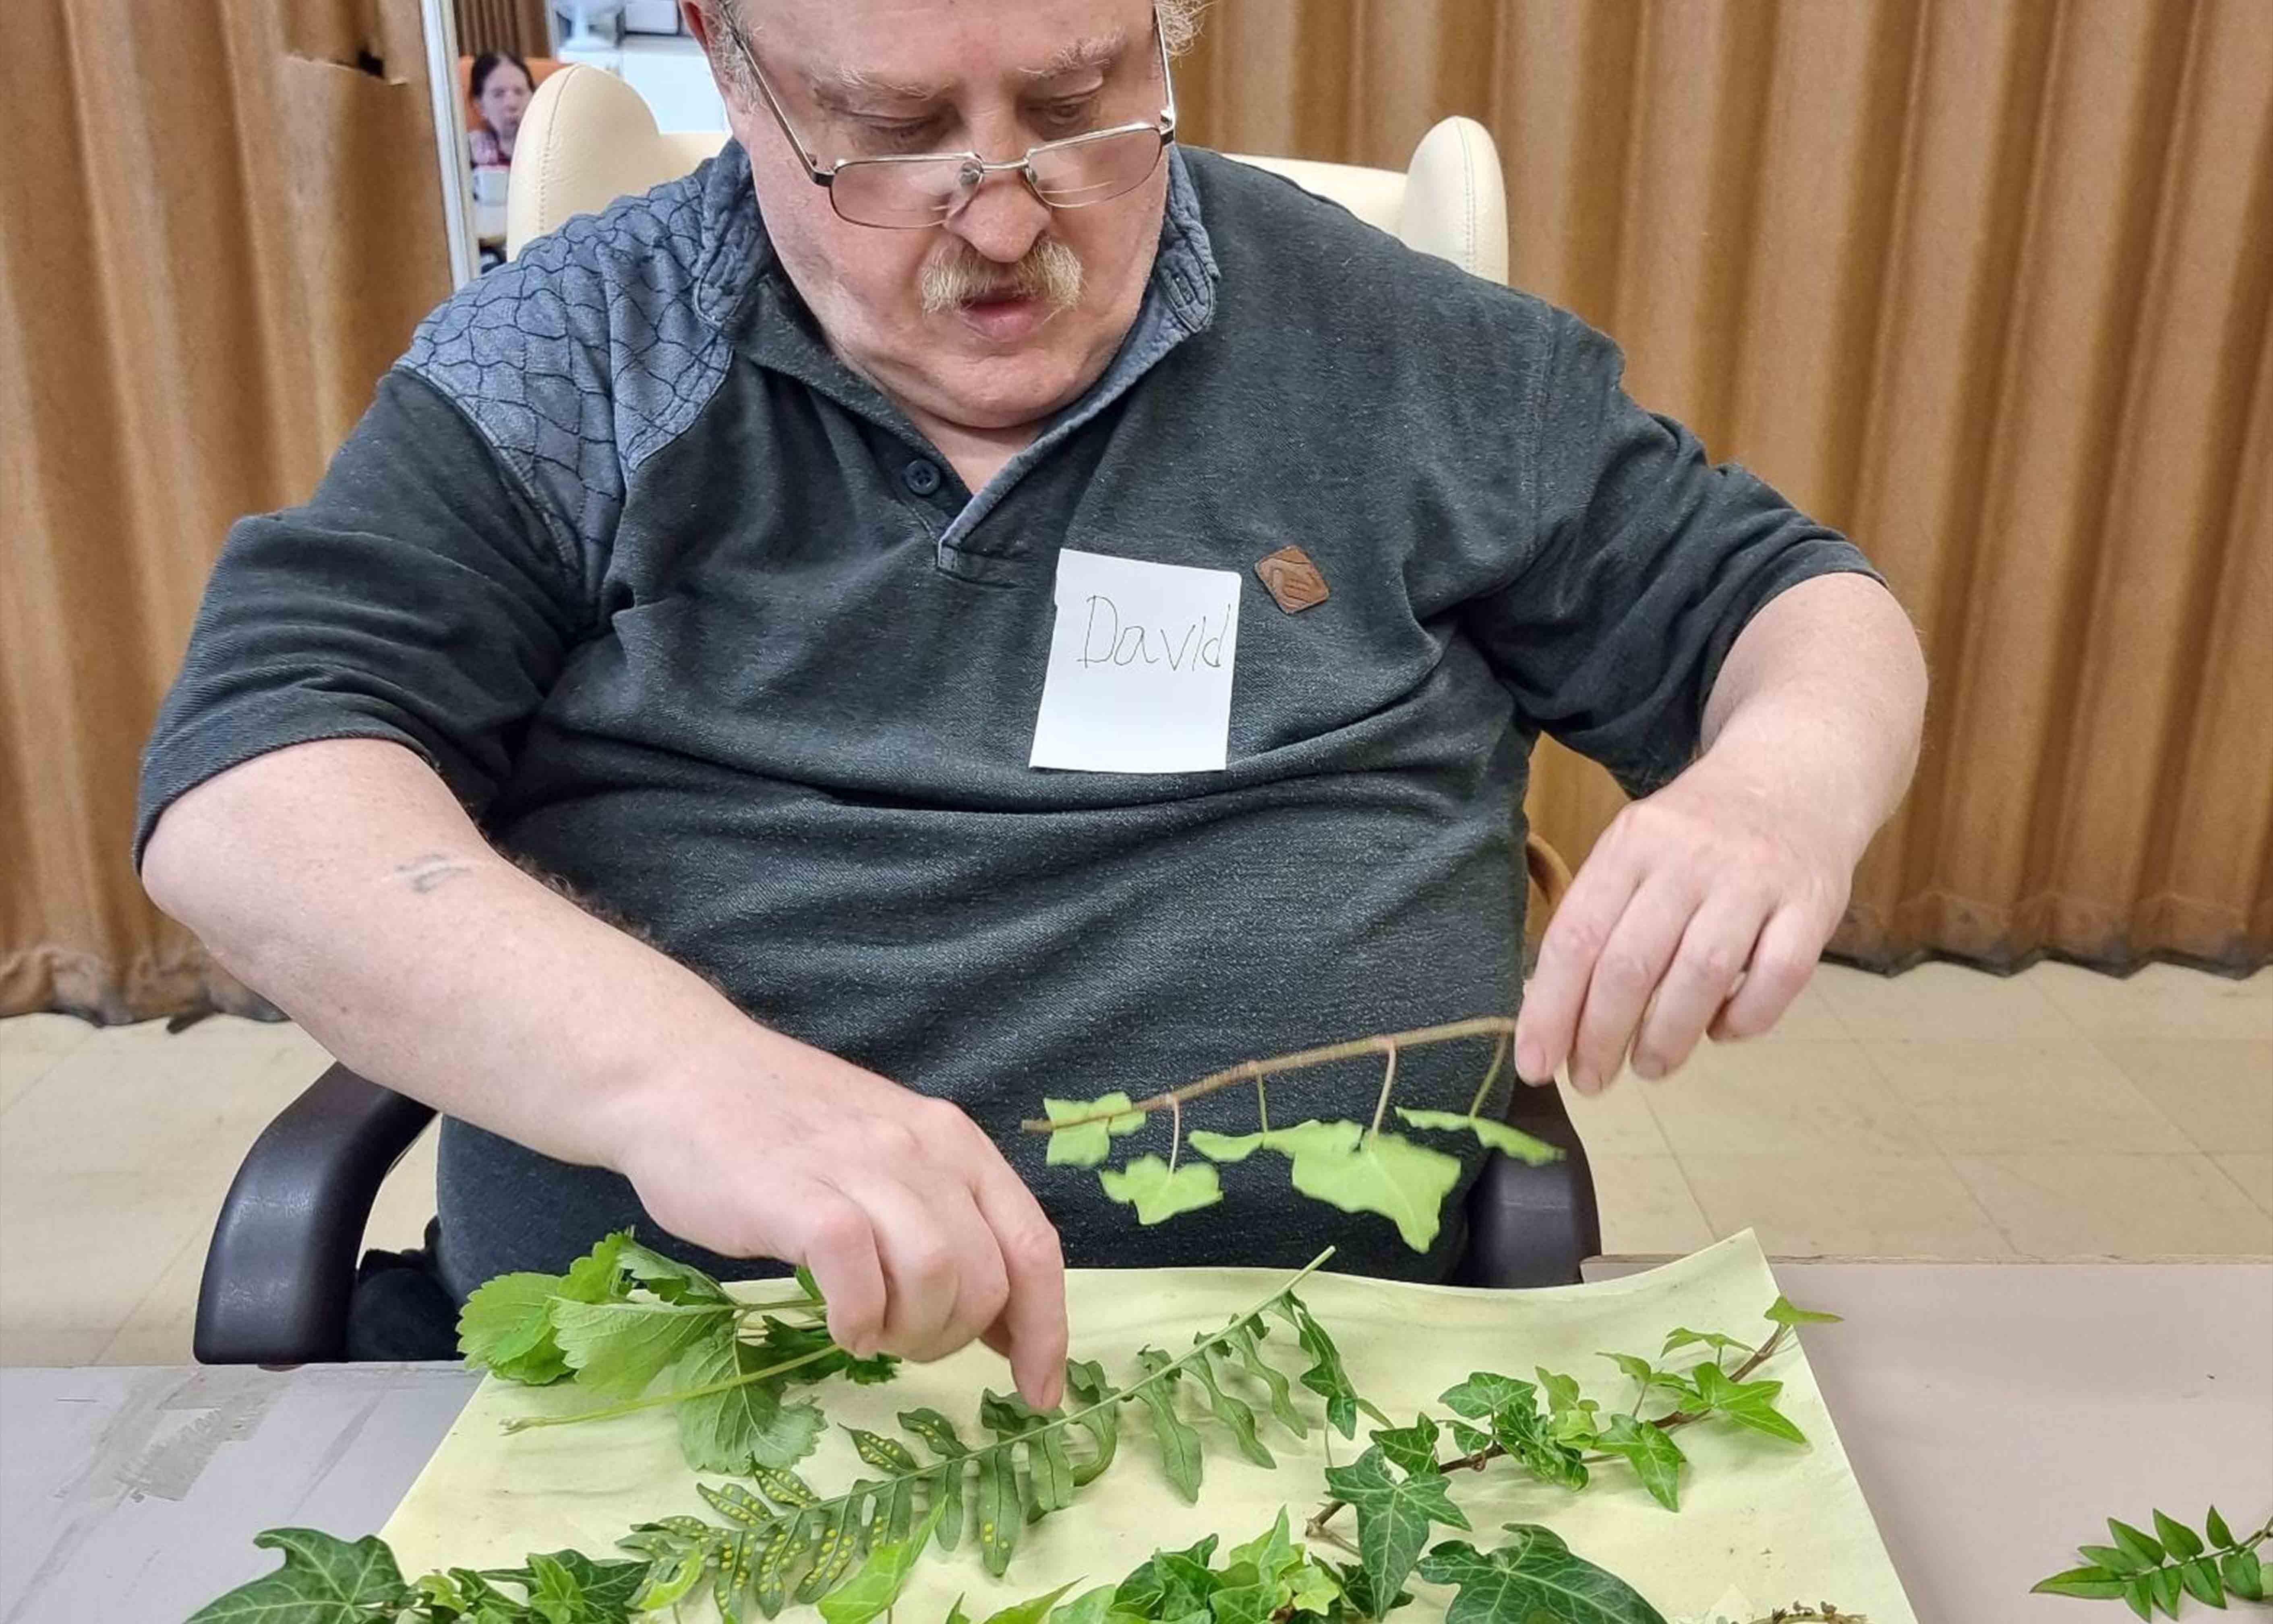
2032, 1565, 2129, 1600
1188, 1129, 1269, 1163
816, 1499, 948, 1624
1537, 1368, 1584, 1414
185, 1529, 410, 1623
1050, 1585, 1119, 1624
2153, 1510, 2205, 1561
750, 1315, 902, 1386
1281, 1126, 1464, 1252
674, 1337, 827, 1473
1132, 1357, 1205, 1501
547, 1298, 735, 1400
1660, 1328, 1753, 1360
2123, 1573, 2154, 1620
1688, 1363, 1807, 1445
1116, 1533, 1221, 1616
1369, 1413, 1443, 1477
1319, 1447, 1469, 1617
2179, 1557, 2226, 1608
1271, 1294, 1387, 1438
2148, 1564, 2183, 1616
1601, 1353, 1659, 1391
1099, 1156, 1224, 1224
457, 1232, 630, 1385
1225, 1324, 1307, 1438
1392, 1108, 1563, 1166
973, 1446, 1022, 1576
2223, 1549, 2264, 1601
617, 1238, 732, 1306
2206, 1507, 2235, 1550
1063, 1358, 1123, 1485
1417, 1523, 1668, 1624
1594, 1416, 1686, 1511
979, 1581, 1081, 1624
2083, 1544, 2152, 1576
2111, 1520, 2168, 1567
1225, 1510, 1300, 1581
981, 1390, 1076, 1514
1763, 1296, 1842, 1328
1188, 1346, 1275, 1468
1044, 1094, 1146, 1166
898, 1407, 969, 1550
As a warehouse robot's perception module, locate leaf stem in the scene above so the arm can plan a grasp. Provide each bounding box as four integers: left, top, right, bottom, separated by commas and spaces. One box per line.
499, 1343, 840, 1433
1464, 1032, 1508, 1120
1169, 1092, 1183, 1175
1366, 1045, 1398, 1140
1019, 1018, 1516, 1134
1305, 1324, 1795, 1536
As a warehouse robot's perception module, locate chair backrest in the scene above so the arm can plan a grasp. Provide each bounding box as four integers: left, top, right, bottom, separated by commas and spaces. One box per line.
505, 63, 1507, 285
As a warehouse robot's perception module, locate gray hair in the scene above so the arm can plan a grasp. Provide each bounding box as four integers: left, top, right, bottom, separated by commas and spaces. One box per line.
703, 1, 1206, 99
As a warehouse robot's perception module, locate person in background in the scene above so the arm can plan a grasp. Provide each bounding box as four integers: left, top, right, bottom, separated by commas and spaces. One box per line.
468, 52, 534, 170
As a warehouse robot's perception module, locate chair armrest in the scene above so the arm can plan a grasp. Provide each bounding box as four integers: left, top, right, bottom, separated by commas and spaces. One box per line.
193, 1063, 437, 1365
1451, 1085, 1601, 1288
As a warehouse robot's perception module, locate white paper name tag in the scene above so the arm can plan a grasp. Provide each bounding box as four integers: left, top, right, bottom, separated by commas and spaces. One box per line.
1029, 548, 1242, 773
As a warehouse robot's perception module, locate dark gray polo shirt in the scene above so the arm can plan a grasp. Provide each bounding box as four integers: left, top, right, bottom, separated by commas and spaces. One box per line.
139, 142, 1877, 1298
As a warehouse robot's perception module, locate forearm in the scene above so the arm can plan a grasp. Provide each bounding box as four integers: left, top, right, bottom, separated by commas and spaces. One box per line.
1695, 572, 1927, 859
139, 737, 772, 1171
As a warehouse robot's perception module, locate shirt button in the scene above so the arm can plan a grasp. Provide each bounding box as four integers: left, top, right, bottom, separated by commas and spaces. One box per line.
903, 458, 943, 497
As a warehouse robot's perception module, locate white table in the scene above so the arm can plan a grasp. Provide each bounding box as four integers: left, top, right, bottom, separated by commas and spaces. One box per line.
5, 1263, 2267, 1622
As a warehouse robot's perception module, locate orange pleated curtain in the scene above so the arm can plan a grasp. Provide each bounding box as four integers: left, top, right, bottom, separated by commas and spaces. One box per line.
3, 0, 2268, 1023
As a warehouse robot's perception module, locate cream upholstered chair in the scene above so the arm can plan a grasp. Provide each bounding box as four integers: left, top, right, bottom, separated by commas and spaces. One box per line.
507, 64, 1507, 282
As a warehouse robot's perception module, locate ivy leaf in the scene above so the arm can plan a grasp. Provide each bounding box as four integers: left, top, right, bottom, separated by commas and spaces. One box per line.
1688, 1363, 1807, 1445
2032, 1564, 2129, 1600
1600, 1352, 1659, 1392
816, 1500, 948, 1624
1763, 1297, 1842, 1329
1281, 1127, 1464, 1253
977, 1581, 1080, 1624
1320, 1446, 1470, 1617
1050, 1585, 1120, 1624
457, 1231, 630, 1385
1536, 1368, 1584, 1415
1369, 1413, 1443, 1476
2151, 1510, 2204, 1561
1416, 1523, 1668, 1624
185, 1529, 409, 1623
547, 1298, 735, 1400
1392, 1108, 1563, 1166
1224, 1510, 1300, 1582
1099, 1156, 1224, 1224
673, 1337, 826, 1472
1044, 1094, 1146, 1166
1659, 1328, 1752, 1361
1188, 1129, 1269, 1163
1594, 1415, 1686, 1511
1117, 1535, 1221, 1615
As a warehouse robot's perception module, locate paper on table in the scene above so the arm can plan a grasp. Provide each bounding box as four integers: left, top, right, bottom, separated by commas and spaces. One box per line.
381, 1232, 1917, 1621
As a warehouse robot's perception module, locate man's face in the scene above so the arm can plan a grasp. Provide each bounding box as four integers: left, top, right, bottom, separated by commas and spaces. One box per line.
703, 0, 1171, 435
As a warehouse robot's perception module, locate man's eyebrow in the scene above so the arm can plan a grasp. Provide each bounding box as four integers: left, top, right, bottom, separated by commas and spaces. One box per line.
807, 27, 1130, 109
1013, 30, 1130, 83
812, 64, 945, 106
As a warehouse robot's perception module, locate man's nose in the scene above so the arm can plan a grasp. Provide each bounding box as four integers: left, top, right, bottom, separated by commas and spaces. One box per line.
944, 171, 1050, 266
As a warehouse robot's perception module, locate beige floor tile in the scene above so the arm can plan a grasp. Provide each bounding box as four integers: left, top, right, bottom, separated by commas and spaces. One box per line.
1681, 1153, 2016, 1258
2213, 1154, 2273, 1214
0, 1170, 204, 1354
1863, 1037, 2198, 1156
0, 1325, 116, 1365
2025, 962, 2273, 1044
0, 1013, 99, 1110
1644, 1038, 1938, 1158
1746, 971, 1852, 1042
2088, 1038, 2273, 1156
1810, 959, 2077, 1044
1586, 1155, 1715, 1255
1950, 1153, 2273, 1258
1555, 1077, 1671, 1156
97, 1225, 209, 1365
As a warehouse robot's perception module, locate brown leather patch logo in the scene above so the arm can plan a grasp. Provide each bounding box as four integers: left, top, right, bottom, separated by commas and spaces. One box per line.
1254, 545, 1330, 613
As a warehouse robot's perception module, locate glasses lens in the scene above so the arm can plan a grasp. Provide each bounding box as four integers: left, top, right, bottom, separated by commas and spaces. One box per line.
830, 157, 975, 228
1027, 127, 1166, 208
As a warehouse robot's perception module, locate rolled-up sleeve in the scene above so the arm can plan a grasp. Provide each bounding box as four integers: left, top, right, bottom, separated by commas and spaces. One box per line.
135, 367, 590, 864
1466, 308, 1882, 798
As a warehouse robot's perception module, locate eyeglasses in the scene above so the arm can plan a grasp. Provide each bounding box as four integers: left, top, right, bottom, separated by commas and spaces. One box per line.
719, 6, 1177, 230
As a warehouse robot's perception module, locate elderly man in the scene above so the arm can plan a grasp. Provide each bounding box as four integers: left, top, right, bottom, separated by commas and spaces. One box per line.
138, 0, 1925, 1410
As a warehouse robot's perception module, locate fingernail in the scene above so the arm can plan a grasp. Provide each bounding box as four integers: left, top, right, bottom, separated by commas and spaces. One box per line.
1515, 1042, 1545, 1081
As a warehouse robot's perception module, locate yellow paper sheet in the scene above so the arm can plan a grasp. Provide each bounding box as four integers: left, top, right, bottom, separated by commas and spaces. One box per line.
381, 1231, 1917, 1621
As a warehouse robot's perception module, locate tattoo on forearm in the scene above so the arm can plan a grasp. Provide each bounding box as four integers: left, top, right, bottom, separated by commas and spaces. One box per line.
397, 852, 476, 894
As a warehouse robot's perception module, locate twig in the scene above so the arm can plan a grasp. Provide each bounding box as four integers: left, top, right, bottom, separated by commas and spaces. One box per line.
1305, 1325, 1794, 1537
1465, 1032, 1509, 1119
1020, 1018, 1515, 1134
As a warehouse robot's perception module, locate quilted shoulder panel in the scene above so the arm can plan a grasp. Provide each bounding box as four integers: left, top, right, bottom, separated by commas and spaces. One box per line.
400, 162, 741, 581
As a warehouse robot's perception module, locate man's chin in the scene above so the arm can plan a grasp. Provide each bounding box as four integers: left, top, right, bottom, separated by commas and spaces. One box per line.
910, 350, 1097, 432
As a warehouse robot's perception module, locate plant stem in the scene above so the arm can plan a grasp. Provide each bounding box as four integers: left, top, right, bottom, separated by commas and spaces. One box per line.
1305, 1324, 1794, 1537
1464, 1033, 1508, 1119
1020, 1018, 1515, 1134
499, 1343, 841, 1433
1366, 1046, 1398, 1139
783, 1248, 1340, 1525
1169, 1093, 1183, 1175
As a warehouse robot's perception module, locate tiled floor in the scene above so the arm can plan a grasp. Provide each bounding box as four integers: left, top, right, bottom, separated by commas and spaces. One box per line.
1, 961, 2267, 1366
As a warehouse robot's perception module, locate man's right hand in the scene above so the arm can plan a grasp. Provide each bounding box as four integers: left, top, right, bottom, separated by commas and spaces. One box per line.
607, 1035, 1069, 1410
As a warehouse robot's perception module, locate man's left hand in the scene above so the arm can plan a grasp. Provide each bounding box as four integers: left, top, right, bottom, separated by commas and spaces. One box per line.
1511, 752, 1865, 1094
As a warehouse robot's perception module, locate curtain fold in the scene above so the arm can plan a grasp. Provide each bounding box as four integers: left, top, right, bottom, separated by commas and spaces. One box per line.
2, 0, 451, 1020
3, 0, 2267, 1023
1181, 0, 2271, 974
453, 0, 550, 62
